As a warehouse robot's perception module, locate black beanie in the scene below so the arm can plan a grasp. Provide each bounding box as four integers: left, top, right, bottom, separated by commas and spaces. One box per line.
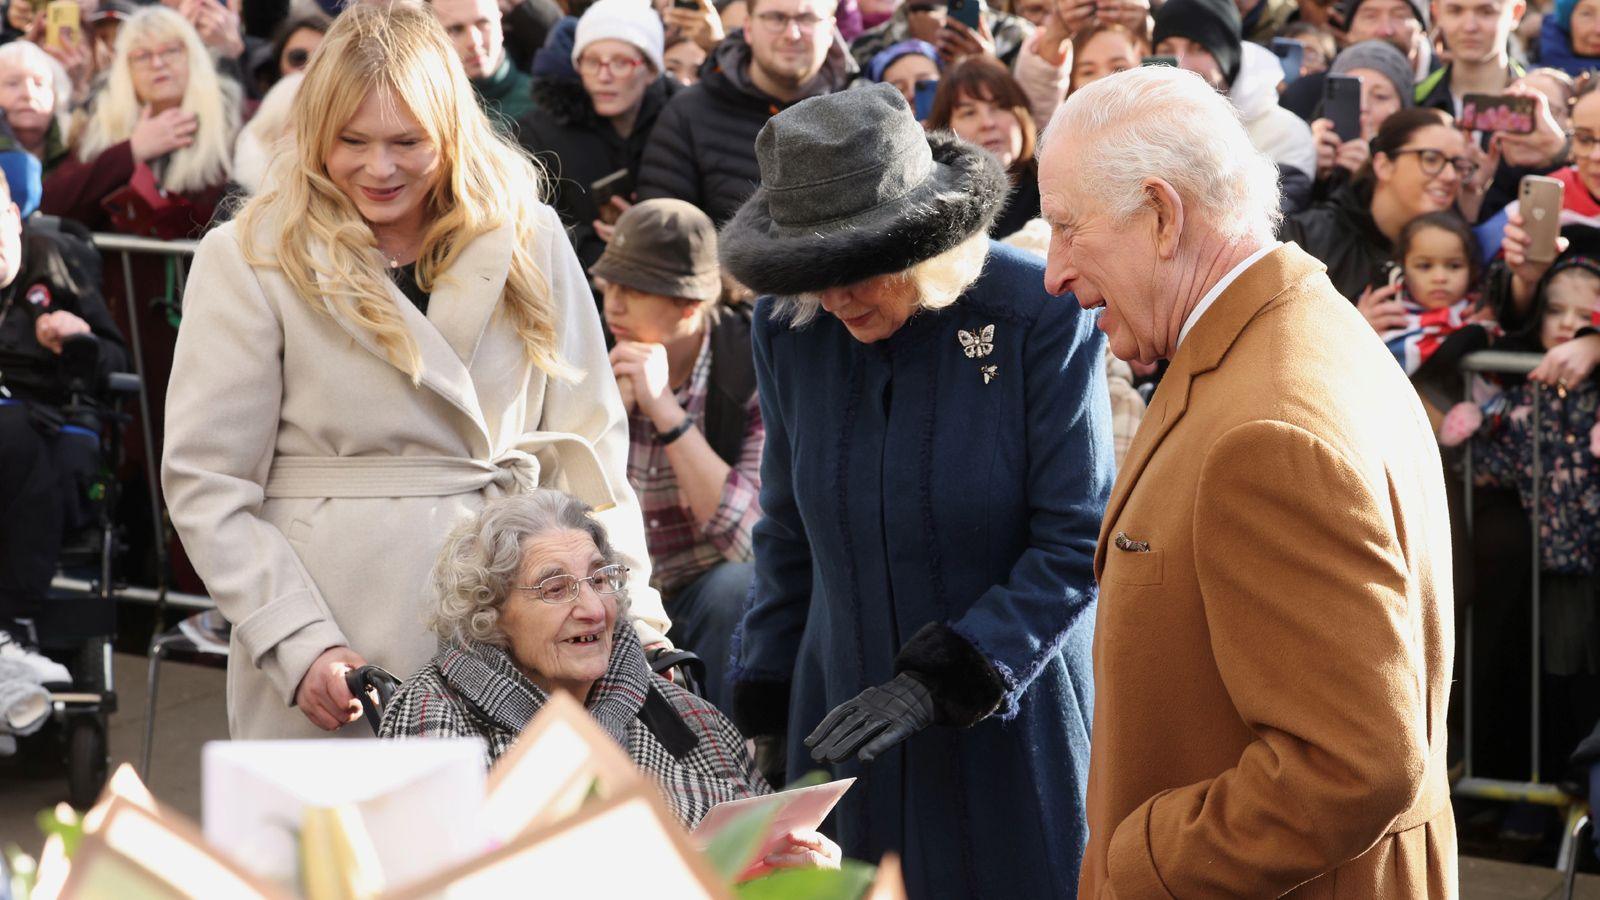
1152, 0, 1243, 86
1339, 0, 1430, 34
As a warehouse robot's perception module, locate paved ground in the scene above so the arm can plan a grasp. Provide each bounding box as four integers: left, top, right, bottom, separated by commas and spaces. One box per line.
3, 652, 1600, 898
0, 650, 227, 847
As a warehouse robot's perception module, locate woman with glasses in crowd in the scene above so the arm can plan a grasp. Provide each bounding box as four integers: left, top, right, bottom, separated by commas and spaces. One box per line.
1281, 108, 1486, 320
162, 3, 669, 740
43, 5, 238, 237
519, 0, 677, 279
252, 10, 329, 96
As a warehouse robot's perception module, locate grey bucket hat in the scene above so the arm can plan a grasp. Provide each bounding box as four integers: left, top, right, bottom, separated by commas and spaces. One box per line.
719, 82, 1009, 297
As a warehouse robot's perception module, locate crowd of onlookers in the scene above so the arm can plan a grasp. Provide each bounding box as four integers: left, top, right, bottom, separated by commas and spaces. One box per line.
2, 0, 1600, 832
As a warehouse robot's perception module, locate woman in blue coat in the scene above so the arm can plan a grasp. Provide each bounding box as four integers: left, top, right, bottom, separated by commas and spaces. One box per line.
719, 83, 1114, 898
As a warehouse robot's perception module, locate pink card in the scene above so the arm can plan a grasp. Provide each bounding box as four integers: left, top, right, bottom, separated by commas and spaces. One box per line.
691, 777, 855, 880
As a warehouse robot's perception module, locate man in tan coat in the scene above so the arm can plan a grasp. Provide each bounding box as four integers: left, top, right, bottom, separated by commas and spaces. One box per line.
1039, 67, 1457, 897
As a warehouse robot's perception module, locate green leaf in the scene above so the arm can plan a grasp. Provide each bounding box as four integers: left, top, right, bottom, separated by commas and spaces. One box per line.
35, 804, 83, 858
733, 860, 878, 900
702, 800, 781, 882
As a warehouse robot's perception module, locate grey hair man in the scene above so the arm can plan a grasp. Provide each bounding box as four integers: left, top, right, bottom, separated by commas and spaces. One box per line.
1040, 65, 1458, 899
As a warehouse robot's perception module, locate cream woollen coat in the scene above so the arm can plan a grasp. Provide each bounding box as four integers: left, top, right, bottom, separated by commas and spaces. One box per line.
161, 208, 670, 740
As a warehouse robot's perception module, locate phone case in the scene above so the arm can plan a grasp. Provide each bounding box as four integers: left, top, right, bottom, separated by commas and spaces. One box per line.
44, 0, 77, 49
1521, 175, 1564, 264
1323, 75, 1362, 143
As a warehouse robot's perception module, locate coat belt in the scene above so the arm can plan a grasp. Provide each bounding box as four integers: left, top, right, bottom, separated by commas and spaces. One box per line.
262, 434, 616, 510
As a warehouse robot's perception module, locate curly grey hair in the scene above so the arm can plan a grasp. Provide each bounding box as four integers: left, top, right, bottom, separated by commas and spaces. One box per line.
428, 490, 629, 647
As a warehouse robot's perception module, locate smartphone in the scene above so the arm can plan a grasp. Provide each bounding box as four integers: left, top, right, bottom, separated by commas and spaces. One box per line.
1140, 55, 1178, 68
1269, 37, 1304, 85
946, 0, 982, 32
1459, 93, 1535, 134
44, 0, 77, 49
672, 0, 699, 10
590, 169, 634, 225
1323, 74, 1362, 142
913, 79, 938, 122
1520, 174, 1565, 264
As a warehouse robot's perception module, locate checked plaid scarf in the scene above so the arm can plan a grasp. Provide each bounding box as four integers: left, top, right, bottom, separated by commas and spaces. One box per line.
379, 620, 769, 827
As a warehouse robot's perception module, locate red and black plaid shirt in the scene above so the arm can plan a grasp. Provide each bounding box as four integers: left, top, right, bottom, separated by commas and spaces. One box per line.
626, 333, 763, 595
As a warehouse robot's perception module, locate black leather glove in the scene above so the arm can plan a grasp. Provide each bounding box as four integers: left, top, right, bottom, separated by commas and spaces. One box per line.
804, 672, 935, 764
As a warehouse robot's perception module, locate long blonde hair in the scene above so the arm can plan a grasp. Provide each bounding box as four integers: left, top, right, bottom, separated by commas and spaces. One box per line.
237, 2, 566, 383
77, 6, 240, 194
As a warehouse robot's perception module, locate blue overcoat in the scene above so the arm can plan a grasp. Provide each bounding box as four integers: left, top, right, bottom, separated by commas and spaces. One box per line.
730, 242, 1114, 898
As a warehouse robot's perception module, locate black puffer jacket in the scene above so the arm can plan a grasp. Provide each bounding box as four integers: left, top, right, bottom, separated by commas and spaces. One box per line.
1277, 180, 1394, 303
518, 75, 678, 275
635, 30, 855, 225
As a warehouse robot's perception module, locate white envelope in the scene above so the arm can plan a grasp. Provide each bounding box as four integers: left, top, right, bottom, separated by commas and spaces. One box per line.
201, 738, 486, 892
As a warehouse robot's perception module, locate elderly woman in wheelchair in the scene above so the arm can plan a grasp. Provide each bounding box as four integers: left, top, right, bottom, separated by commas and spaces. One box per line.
378, 490, 839, 869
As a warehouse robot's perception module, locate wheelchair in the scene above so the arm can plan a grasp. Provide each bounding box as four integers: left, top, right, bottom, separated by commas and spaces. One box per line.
2, 331, 140, 808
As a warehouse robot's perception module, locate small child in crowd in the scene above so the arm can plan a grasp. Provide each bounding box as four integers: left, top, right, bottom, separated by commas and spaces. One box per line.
1382, 212, 1495, 378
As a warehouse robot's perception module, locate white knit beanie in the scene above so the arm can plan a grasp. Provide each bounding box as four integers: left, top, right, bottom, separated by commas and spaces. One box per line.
572, 0, 666, 75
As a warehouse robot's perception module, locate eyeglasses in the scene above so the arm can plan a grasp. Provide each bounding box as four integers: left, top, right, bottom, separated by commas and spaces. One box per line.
128, 44, 185, 70
752, 10, 833, 33
515, 564, 629, 605
1390, 147, 1477, 180
577, 54, 644, 78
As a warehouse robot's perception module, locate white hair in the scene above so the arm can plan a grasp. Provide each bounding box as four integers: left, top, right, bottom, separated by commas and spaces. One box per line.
775, 232, 990, 327
0, 40, 72, 133
428, 490, 630, 648
77, 6, 240, 195
1046, 66, 1281, 245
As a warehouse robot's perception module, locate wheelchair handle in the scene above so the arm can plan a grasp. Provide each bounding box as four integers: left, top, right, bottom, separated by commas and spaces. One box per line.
345, 665, 402, 736
646, 648, 707, 696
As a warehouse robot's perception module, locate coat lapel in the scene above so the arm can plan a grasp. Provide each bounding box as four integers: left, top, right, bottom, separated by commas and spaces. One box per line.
311, 227, 517, 453
1093, 244, 1328, 578
427, 222, 513, 368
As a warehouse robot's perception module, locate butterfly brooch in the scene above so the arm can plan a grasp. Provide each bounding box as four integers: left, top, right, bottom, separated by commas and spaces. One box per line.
958, 324, 994, 358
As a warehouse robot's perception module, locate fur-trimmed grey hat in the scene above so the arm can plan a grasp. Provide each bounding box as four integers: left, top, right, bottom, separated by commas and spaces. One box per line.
719, 82, 1008, 297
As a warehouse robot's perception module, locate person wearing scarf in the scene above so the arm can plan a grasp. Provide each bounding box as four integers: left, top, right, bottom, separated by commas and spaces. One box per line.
378, 490, 840, 872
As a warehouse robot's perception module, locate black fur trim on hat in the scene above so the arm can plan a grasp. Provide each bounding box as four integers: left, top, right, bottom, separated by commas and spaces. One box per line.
732, 678, 791, 737
894, 622, 1007, 728
718, 131, 1009, 298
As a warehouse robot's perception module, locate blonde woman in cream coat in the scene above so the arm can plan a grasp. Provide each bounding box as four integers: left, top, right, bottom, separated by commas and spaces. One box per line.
161, 3, 668, 740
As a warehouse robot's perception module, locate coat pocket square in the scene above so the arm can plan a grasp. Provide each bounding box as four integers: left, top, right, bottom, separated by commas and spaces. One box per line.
1114, 532, 1151, 553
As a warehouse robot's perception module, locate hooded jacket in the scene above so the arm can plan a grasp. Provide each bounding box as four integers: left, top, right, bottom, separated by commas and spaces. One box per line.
635, 30, 854, 225
518, 75, 677, 275
1231, 42, 1316, 180
1538, 15, 1600, 79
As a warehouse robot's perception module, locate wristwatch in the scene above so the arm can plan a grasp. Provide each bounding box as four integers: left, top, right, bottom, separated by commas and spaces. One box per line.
656, 416, 694, 446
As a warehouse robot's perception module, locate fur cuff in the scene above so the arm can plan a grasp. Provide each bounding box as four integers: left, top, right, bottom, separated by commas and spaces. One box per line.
732, 679, 790, 737
895, 623, 1007, 728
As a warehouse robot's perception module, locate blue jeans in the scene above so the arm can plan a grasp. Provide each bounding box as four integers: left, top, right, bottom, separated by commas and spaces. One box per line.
666, 561, 753, 717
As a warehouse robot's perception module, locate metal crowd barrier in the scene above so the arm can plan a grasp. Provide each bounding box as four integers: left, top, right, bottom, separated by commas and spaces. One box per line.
47, 233, 214, 613
1453, 350, 1585, 873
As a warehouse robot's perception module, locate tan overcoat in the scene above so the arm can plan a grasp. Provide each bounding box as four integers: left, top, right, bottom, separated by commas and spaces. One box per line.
1080, 244, 1457, 899
161, 209, 669, 740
